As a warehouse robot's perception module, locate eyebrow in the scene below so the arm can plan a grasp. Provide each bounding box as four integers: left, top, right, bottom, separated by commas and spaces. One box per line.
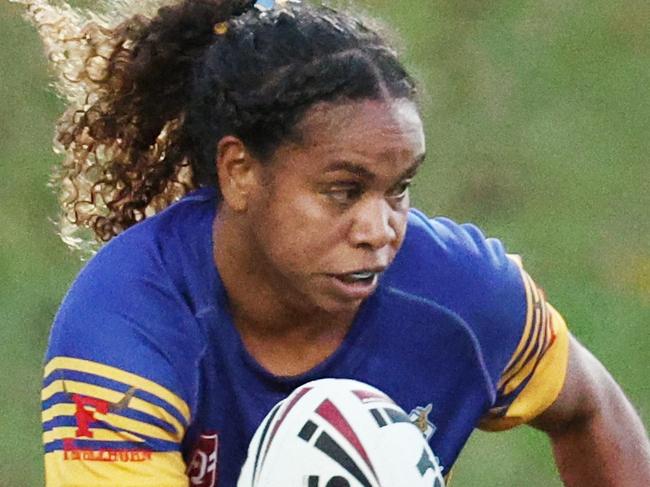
324, 153, 426, 181
324, 161, 376, 180
400, 153, 426, 179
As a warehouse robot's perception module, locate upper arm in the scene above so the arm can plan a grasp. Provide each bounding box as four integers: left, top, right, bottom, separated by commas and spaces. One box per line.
42, 248, 200, 486
530, 334, 650, 486
478, 262, 571, 431
529, 335, 610, 433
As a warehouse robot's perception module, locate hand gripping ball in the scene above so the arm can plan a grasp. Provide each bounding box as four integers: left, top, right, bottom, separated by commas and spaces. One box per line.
237, 378, 445, 487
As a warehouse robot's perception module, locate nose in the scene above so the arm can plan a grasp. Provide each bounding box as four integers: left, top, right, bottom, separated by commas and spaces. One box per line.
348, 197, 399, 250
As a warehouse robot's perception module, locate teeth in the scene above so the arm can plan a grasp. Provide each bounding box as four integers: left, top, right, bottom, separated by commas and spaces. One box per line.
335, 271, 379, 284
350, 272, 374, 280
350, 272, 375, 281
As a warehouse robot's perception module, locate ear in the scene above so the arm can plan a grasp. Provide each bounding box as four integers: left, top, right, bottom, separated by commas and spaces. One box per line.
216, 136, 260, 212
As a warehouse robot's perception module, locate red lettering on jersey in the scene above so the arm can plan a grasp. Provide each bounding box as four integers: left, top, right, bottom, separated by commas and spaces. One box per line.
63, 438, 153, 462
187, 433, 219, 487
71, 394, 110, 438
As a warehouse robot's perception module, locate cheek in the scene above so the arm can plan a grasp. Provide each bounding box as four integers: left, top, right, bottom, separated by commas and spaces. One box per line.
392, 209, 410, 248
259, 193, 346, 267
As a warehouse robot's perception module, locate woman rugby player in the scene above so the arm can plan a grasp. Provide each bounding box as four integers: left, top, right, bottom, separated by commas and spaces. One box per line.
19, 0, 650, 484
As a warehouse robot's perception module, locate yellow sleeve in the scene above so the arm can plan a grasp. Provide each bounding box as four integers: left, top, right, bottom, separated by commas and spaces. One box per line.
42, 357, 190, 486
479, 265, 570, 431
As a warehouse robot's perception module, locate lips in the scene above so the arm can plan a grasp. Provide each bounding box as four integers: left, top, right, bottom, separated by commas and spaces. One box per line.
336, 271, 377, 284
326, 269, 383, 300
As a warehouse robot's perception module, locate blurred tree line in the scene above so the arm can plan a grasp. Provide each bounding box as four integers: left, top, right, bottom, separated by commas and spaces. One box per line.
1, 0, 648, 485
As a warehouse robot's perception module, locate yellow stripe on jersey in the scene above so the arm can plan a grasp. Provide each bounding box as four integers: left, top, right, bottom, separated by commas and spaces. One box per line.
41, 402, 179, 444
444, 467, 455, 486
480, 304, 569, 431
497, 272, 554, 395
42, 379, 185, 442
43, 403, 75, 424
44, 450, 188, 487
44, 357, 190, 424
499, 259, 535, 379
43, 427, 144, 445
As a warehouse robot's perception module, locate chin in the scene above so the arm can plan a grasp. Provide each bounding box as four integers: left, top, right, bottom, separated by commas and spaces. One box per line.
311, 293, 366, 318
283, 276, 366, 318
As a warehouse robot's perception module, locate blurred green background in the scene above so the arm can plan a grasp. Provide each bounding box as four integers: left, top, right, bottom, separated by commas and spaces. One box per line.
1, 0, 648, 485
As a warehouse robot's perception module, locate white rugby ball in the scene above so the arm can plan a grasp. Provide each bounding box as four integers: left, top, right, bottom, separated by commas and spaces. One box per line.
237, 378, 445, 487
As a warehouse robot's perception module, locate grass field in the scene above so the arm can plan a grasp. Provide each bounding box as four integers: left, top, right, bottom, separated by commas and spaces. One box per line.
1, 1, 648, 485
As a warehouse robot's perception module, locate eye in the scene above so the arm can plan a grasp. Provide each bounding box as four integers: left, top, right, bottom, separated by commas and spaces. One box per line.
325, 182, 363, 205
387, 179, 413, 201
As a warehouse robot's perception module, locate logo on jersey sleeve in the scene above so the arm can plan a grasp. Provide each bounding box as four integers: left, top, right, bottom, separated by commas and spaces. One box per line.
57, 381, 154, 462
69, 383, 137, 438
187, 433, 219, 487
42, 357, 190, 465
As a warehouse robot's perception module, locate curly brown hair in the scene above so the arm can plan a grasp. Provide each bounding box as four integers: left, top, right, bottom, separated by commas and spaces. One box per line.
17, 0, 416, 252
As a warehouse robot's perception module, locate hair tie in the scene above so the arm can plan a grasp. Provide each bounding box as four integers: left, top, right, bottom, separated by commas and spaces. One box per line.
254, 0, 293, 11
213, 21, 229, 35
214, 0, 297, 34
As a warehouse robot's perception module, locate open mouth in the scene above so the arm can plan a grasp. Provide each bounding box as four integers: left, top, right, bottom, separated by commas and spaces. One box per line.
335, 271, 378, 285
327, 269, 383, 300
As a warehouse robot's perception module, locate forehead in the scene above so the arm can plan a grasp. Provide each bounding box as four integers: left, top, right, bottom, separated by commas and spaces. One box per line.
296, 99, 425, 159
280, 98, 425, 171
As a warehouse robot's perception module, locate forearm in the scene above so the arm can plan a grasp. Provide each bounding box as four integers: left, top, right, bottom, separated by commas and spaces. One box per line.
546, 347, 650, 486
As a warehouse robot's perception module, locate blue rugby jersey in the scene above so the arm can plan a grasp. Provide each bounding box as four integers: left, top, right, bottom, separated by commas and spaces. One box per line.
42, 187, 569, 486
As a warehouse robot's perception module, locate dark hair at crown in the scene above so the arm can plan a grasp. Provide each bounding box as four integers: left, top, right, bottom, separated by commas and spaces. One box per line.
22, 0, 417, 250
